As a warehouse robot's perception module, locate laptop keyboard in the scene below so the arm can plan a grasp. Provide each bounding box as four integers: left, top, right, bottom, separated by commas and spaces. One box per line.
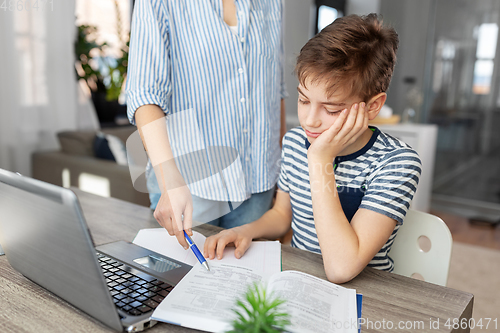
97, 253, 174, 316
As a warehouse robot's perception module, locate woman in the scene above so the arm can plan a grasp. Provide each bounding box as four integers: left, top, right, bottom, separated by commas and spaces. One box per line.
126, 0, 288, 248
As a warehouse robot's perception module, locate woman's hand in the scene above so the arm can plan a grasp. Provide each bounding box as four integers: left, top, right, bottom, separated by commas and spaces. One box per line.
153, 185, 193, 249
203, 227, 253, 260
308, 102, 368, 162
135, 105, 195, 249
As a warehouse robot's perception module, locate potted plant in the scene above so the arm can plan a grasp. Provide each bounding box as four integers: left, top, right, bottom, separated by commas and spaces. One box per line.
229, 283, 290, 333
74, 0, 129, 126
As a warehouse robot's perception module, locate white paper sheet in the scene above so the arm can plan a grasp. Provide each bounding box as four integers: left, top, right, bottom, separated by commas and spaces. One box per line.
132, 228, 281, 278
133, 228, 206, 266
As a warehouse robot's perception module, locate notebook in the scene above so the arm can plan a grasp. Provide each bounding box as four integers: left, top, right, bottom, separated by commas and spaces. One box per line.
0, 168, 192, 332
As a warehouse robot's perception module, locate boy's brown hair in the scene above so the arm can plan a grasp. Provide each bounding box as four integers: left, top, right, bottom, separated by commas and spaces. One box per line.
296, 13, 399, 102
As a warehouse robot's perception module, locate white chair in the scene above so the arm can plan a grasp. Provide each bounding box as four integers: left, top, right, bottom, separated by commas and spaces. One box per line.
389, 209, 453, 286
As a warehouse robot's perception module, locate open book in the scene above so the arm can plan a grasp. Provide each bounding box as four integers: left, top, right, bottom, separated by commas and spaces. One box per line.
133, 228, 358, 333
152, 262, 358, 333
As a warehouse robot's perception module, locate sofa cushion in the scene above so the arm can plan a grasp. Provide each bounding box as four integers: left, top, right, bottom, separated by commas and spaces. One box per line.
101, 126, 136, 146
57, 131, 96, 157
93, 132, 116, 162
97, 132, 129, 165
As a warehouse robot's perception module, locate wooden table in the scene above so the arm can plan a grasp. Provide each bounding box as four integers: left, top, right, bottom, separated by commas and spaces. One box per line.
0, 189, 474, 333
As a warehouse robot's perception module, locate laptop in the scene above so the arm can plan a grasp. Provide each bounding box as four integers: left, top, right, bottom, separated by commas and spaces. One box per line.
0, 168, 192, 332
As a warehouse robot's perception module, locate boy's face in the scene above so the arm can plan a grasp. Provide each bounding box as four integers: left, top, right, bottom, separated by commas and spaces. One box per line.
297, 79, 361, 143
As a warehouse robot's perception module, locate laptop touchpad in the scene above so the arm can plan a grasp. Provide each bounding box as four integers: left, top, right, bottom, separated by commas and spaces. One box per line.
134, 255, 181, 273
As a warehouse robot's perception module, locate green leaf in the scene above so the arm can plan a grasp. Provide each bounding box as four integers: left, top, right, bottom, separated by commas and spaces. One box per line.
230, 283, 290, 333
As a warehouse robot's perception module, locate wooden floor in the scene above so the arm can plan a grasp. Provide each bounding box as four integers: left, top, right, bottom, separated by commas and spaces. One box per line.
431, 209, 500, 250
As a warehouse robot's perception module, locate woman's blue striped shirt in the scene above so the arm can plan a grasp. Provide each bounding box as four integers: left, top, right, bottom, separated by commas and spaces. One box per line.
126, 0, 287, 201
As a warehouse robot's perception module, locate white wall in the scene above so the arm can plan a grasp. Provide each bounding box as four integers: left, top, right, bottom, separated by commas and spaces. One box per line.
283, 0, 316, 128
379, 0, 433, 120
346, 0, 380, 15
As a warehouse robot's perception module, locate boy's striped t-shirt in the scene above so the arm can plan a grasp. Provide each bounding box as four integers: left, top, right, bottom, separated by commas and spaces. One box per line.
277, 126, 422, 271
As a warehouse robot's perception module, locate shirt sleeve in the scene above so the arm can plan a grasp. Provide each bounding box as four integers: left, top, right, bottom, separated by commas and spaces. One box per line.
126, 0, 171, 125
359, 148, 422, 225
277, 134, 290, 192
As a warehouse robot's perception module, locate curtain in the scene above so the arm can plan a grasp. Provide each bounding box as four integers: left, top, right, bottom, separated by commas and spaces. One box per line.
0, 1, 99, 177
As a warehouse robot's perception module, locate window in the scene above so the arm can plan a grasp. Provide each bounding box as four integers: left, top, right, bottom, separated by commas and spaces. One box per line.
317, 6, 340, 32
472, 23, 498, 95
315, 0, 345, 34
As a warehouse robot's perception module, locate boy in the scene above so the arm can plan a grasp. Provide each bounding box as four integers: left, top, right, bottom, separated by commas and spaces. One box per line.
203, 14, 421, 283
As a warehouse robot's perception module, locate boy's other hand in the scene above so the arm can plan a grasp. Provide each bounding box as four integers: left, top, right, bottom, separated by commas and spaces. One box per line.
203, 227, 252, 260
308, 102, 369, 162
154, 185, 193, 250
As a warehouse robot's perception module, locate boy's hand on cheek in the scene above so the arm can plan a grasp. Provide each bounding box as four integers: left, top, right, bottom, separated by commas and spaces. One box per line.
308, 102, 369, 163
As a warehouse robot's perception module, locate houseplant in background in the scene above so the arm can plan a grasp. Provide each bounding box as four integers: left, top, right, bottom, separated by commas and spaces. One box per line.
229, 283, 290, 333
74, 0, 129, 126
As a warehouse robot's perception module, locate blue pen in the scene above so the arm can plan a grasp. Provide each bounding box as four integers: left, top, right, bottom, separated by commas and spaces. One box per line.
184, 230, 210, 271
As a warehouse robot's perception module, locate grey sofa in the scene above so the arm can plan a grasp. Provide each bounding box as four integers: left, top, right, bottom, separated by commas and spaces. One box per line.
32, 126, 151, 207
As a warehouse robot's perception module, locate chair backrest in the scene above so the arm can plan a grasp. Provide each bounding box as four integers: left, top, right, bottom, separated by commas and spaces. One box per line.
389, 209, 453, 286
